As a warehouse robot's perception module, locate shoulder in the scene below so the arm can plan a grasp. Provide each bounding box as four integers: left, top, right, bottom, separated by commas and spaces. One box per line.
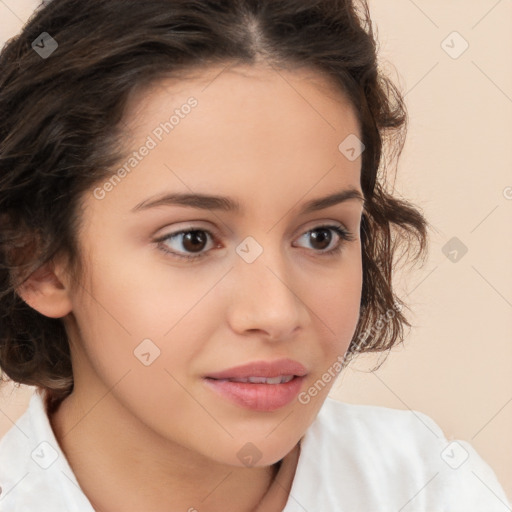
0, 390, 94, 512
289, 397, 511, 511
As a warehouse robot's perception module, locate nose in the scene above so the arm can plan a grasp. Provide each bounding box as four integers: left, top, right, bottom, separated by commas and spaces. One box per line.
226, 244, 310, 341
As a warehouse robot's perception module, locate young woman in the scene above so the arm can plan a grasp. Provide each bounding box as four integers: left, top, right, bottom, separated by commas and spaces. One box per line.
0, 1, 509, 510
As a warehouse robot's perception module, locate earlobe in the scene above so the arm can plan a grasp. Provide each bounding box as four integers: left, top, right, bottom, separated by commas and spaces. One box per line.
16, 261, 73, 318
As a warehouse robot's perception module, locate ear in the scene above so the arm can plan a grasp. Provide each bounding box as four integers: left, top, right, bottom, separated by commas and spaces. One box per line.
16, 259, 73, 318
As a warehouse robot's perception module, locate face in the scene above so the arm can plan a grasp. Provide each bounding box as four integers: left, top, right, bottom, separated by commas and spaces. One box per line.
64, 63, 364, 467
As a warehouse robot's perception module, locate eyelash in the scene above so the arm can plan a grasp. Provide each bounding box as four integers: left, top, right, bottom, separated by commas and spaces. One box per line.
155, 224, 356, 261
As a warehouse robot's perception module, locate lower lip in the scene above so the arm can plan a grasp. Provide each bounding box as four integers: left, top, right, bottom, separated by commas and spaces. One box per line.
204, 376, 305, 412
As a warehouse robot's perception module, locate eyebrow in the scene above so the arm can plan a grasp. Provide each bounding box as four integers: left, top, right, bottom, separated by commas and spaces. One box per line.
131, 187, 365, 214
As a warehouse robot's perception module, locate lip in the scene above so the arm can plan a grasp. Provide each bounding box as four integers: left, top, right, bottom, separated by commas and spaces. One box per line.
204, 358, 308, 380
203, 358, 308, 412
204, 376, 306, 412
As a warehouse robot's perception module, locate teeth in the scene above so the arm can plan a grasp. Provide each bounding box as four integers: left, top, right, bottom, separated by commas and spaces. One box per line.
228, 375, 295, 384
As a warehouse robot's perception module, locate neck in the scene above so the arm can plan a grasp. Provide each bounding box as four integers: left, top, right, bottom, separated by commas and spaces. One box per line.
48, 387, 299, 512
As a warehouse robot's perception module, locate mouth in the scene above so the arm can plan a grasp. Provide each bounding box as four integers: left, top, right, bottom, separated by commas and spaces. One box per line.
203, 373, 306, 412
204, 358, 308, 381
206, 375, 296, 384
203, 358, 308, 411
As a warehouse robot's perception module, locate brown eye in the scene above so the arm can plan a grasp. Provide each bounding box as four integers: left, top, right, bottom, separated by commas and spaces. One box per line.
157, 228, 216, 260
308, 228, 333, 251
294, 224, 355, 256
181, 230, 208, 253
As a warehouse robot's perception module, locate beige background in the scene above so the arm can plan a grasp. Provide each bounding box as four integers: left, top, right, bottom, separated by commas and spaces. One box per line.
1, 0, 511, 503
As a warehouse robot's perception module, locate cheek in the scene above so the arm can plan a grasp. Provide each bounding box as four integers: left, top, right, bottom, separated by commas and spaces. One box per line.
310, 251, 363, 342
321, 274, 362, 341
298, 251, 362, 385
68, 252, 222, 382
68, 266, 207, 429
291, 258, 362, 421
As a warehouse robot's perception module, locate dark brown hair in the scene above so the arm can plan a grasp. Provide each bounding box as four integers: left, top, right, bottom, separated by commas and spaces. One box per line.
0, 0, 429, 411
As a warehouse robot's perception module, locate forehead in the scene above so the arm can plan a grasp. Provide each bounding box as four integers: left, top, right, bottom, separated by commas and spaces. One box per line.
94, 63, 363, 219
123, 63, 360, 140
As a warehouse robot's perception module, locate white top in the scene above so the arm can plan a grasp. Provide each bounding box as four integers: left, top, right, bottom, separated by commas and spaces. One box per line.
0, 390, 510, 511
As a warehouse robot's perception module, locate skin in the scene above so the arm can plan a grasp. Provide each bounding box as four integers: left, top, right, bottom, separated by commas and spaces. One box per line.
21, 63, 365, 512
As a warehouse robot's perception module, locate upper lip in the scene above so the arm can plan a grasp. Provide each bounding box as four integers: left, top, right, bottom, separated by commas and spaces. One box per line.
205, 358, 308, 380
